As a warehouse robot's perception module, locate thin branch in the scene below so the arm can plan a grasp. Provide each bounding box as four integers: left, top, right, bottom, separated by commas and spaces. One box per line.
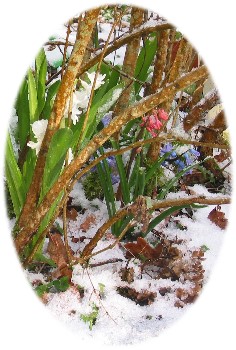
80, 194, 231, 259
77, 22, 174, 78
78, 9, 121, 146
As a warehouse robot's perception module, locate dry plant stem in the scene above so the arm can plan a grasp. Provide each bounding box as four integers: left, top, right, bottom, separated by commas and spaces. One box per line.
148, 29, 169, 94
80, 195, 231, 259
61, 24, 71, 78
46, 23, 172, 86
62, 89, 74, 264
80, 207, 129, 259
89, 258, 123, 268
78, 11, 120, 146
85, 268, 117, 325
81, 221, 135, 262
114, 7, 144, 114
62, 189, 73, 265
102, 60, 146, 86
148, 37, 190, 161
172, 91, 183, 128
113, 7, 144, 191
164, 29, 176, 79
24, 190, 67, 266
45, 40, 74, 46
183, 89, 220, 131
77, 22, 173, 78
15, 65, 208, 253
18, 9, 100, 228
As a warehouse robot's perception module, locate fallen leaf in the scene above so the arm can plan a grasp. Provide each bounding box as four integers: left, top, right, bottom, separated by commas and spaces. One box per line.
79, 214, 96, 232
66, 208, 78, 221
124, 237, 163, 260
47, 232, 72, 280
117, 286, 157, 306
208, 205, 228, 229
119, 267, 134, 284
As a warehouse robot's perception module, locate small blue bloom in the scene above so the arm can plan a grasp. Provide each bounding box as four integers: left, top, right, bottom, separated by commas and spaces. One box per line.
107, 156, 116, 168
111, 174, 120, 184
174, 159, 185, 171
101, 113, 112, 127
183, 152, 193, 165
189, 148, 200, 157
160, 143, 173, 155
170, 151, 177, 158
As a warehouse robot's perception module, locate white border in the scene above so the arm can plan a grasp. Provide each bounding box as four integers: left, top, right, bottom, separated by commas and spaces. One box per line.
0, 1, 235, 349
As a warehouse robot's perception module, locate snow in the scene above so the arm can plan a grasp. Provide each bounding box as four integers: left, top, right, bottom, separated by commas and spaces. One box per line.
30, 180, 231, 346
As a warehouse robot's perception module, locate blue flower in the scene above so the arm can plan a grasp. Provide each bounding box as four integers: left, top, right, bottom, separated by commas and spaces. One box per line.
189, 148, 200, 157
101, 113, 112, 127
160, 143, 173, 155
174, 159, 186, 171
106, 156, 116, 168
111, 174, 120, 184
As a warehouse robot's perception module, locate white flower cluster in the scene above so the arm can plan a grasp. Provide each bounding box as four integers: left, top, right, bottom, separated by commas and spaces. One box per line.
27, 119, 48, 155
27, 72, 106, 156
68, 71, 106, 125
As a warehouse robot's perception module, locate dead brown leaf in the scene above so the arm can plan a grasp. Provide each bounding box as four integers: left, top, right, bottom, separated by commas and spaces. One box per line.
66, 208, 78, 221
119, 267, 134, 284
208, 205, 228, 229
79, 214, 96, 232
47, 232, 72, 280
124, 237, 163, 260
117, 286, 157, 306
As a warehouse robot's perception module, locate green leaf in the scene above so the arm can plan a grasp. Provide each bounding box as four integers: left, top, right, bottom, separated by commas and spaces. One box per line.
98, 283, 105, 295
80, 303, 99, 330
33, 252, 57, 267
5, 134, 25, 218
28, 68, 38, 123
15, 78, 30, 148
42, 128, 73, 197
35, 283, 52, 297
105, 65, 120, 93
134, 34, 158, 95
53, 276, 70, 292
157, 162, 200, 200
110, 139, 130, 205
36, 49, 47, 115
145, 205, 190, 235
41, 80, 60, 120
145, 151, 173, 184
81, 83, 124, 144
22, 148, 36, 194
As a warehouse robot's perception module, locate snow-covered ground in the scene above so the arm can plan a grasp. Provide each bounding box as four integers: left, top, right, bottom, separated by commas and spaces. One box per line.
25, 184, 230, 346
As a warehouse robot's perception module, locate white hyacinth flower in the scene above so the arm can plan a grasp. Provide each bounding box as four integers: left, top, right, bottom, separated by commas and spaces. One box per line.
64, 72, 106, 125
87, 71, 106, 90
73, 87, 91, 110
67, 148, 74, 164
27, 119, 48, 155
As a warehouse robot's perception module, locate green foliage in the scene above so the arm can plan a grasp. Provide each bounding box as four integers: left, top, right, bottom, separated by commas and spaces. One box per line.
98, 283, 105, 297
35, 276, 70, 297
5, 134, 26, 219
41, 128, 73, 198
134, 34, 158, 95
80, 303, 99, 330
5, 182, 15, 219
83, 171, 104, 201
201, 244, 210, 252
